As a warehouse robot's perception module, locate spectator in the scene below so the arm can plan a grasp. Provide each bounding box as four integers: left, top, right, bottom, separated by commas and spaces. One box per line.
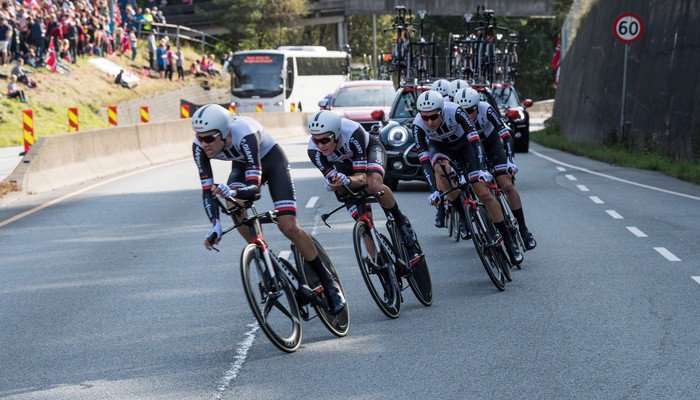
7, 75, 27, 103
0, 16, 11, 65
222, 50, 232, 78
190, 59, 206, 77
165, 44, 173, 80
114, 68, 136, 89
66, 21, 78, 63
156, 40, 166, 78
142, 8, 153, 33
206, 54, 220, 77
24, 48, 39, 68
175, 46, 184, 80
129, 29, 137, 61
11, 58, 31, 85
147, 30, 156, 69
59, 38, 72, 62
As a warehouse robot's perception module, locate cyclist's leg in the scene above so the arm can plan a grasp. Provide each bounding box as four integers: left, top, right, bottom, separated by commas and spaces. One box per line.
227, 164, 253, 242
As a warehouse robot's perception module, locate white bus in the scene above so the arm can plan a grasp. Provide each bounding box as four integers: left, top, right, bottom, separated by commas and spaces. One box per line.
230, 46, 348, 113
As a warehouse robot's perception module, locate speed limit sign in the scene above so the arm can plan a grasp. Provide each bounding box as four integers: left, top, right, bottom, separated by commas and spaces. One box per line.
614, 13, 644, 43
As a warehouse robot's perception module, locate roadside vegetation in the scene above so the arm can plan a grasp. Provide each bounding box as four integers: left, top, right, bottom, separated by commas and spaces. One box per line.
532, 124, 700, 184
0, 44, 221, 147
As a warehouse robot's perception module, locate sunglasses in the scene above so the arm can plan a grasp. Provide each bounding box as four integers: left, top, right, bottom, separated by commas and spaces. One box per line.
465, 106, 477, 114
312, 136, 335, 145
420, 110, 443, 122
197, 132, 222, 144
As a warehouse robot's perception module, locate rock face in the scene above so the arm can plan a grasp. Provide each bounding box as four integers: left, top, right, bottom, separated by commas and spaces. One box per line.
553, 1, 700, 160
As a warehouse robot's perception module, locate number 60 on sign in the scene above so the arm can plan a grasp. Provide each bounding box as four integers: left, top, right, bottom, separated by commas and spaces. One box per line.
614, 13, 644, 43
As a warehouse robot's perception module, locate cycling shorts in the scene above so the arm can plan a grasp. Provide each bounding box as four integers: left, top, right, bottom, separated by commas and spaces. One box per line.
482, 134, 509, 177
428, 140, 481, 176
227, 144, 297, 216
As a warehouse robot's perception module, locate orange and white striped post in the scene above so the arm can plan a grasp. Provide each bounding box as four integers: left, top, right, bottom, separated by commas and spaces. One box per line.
108, 106, 117, 126
255, 103, 263, 113
22, 109, 35, 154
180, 104, 190, 119
140, 106, 149, 123
68, 107, 79, 132
228, 103, 236, 115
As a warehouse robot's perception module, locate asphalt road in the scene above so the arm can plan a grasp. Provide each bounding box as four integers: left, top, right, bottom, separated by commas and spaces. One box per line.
1, 138, 698, 399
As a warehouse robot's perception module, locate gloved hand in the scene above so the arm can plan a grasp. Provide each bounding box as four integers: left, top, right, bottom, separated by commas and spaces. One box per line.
213, 183, 236, 198
506, 157, 518, 175
334, 172, 351, 186
427, 190, 441, 205
324, 177, 334, 191
205, 219, 222, 250
477, 170, 493, 183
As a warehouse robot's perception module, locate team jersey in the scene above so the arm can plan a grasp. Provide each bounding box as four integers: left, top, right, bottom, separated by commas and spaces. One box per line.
193, 115, 277, 221
412, 102, 479, 164
471, 101, 514, 156
308, 119, 371, 178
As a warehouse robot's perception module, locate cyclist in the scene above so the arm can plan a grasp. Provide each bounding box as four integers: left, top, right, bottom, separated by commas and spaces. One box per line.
307, 110, 421, 271
192, 104, 345, 314
429, 79, 451, 228
454, 87, 536, 249
413, 90, 524, 265
447, 79, 470, 102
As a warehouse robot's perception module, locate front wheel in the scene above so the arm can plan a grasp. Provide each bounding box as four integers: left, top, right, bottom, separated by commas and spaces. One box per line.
295, 237, 350, 337
466, 204, 507, 291
353, 221, 401, 319
240, 244, 302, 353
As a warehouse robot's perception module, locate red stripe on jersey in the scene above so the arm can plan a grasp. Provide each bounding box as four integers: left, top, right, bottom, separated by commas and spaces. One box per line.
276, 206, 297, 212
202, 185, 212, 190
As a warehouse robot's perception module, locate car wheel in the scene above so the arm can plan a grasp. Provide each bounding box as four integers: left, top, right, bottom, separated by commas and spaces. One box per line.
385, 178, 398, 191
515, 130, 529, 153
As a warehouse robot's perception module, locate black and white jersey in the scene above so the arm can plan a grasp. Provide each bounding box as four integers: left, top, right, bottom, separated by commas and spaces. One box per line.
412, 102, 479, 164
472, 101, 510, 140
308, 119, 371, 178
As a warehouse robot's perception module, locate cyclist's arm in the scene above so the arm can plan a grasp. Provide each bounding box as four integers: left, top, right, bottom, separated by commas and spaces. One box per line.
346, 127, 369, 189
412, 124, 438, 192
234, 133, 262, 200
455, 107, 486, 171
486, 105, 514, 157
193, 142, 220, 222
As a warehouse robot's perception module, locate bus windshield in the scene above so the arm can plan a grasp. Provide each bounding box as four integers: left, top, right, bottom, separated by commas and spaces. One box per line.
231, 53, 284, 98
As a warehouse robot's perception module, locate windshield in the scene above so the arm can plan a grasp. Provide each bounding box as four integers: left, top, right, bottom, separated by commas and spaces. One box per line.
231, 53, 284, 98
491, 87, 520, 108
392, 90, 422, 119
333, 85, 395, 107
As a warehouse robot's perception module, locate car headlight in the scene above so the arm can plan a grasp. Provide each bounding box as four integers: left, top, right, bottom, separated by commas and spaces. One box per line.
387, 126, 409, 147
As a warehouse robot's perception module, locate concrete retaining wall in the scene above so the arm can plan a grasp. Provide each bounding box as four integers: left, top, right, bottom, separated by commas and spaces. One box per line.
5, 112, 312, 194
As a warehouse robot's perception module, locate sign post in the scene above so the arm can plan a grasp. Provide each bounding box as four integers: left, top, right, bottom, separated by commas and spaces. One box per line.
613, 13, 644, 140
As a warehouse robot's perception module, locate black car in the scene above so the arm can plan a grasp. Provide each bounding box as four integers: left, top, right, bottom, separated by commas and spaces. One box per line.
489, 85, 533, 153
369, 85, 431, 191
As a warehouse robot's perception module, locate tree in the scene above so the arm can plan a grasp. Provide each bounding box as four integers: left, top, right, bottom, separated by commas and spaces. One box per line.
257, 0, 309, 48
196, 0, 262, 51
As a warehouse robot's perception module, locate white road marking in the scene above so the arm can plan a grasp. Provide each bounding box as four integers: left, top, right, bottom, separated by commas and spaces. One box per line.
654, 247, 681, 261
565, 174, 577, 181
278, 250, 292, 261
692, 276, 700, 285
606, 210, 624, 219
626, 226, 647, 237
556, 166, 567, 172
589, 196, 605, 204
212, 322, 259, 400
577, 185, 589, 192
532, 150, 700, 201
305, 196, 319, 208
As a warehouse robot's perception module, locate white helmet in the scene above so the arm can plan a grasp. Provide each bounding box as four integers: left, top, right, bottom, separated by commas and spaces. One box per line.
454, 87, 480, 109
448, 79, 470, 99
308, 110, 342, 139
416, 90, 445, 112
191, 104, 233, 139
430, 79, 450, 96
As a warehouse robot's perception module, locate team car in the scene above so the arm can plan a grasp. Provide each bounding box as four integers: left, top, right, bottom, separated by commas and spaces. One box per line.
490, 84, 533, 153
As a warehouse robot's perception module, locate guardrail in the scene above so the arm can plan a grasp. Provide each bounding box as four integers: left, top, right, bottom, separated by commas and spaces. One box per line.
136, 21, 223, 54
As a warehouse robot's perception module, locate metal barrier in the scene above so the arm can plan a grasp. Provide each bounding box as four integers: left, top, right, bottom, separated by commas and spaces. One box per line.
136, 22, 222, 54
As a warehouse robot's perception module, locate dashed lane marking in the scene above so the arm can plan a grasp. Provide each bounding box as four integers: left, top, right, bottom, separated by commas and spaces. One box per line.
212, 322, 259, 399
692, 277, 700, 285
278, 250, 292, 261
532, 150, 700, 201
626, 226, 648, 237
606, 210, 624, 219
654, 247, 681, 262
565, 174, 577, 181
306, 196, 319, 208
556, 166, 567, 172
589, 196, 605, 204
577, 185, 589, 192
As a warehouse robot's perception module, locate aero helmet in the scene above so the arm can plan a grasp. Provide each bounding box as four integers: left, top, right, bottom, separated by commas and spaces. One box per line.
430, 79, 450, 96
308, 110, 342, 139
454, 87, 481, 109
191, 104, 233, 139
447, 79, 470, 99
416, 90, 445, 113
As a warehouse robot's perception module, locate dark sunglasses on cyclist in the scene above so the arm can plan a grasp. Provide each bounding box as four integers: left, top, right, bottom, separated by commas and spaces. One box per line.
465, 106, 478, 114
420, 110, 442, 122
312, 136, 335, 145
197, 132, 222, 144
